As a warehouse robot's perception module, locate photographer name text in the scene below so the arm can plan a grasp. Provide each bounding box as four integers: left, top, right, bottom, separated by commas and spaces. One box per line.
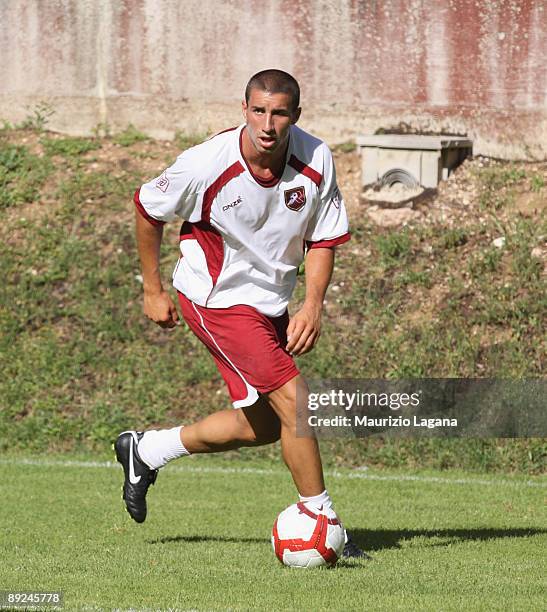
308, 414, 458, 429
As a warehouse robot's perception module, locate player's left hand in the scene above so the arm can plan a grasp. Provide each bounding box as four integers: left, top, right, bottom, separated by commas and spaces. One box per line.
286, 303, 322, 356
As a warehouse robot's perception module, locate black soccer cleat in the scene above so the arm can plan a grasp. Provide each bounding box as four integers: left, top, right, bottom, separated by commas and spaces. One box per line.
114, 430, 158, 523
343, 532, 370, 559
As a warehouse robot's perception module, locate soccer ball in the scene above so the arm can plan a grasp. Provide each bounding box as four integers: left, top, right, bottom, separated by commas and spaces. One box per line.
272, 502, 345, 568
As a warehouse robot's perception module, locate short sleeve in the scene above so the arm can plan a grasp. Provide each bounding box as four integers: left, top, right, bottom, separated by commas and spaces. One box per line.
304, 145, 350, 249
134, 151, 202, 225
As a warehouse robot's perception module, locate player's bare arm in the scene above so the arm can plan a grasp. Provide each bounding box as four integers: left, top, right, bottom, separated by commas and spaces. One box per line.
135, 210, 179, 328
286, 247, 335, 356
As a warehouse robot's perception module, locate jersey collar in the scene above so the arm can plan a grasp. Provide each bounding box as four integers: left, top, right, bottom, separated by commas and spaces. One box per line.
237, 124, 293, 188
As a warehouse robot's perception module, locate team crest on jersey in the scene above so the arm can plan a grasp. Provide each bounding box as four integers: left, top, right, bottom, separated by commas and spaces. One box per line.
284, 186, 306, 211
330, 185, 341, 209
155, 171, 169, 193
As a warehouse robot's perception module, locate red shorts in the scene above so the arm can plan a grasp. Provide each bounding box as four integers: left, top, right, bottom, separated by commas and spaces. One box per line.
178, 292, 300, 407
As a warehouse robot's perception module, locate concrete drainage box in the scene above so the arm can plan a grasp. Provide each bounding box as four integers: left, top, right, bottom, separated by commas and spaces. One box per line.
356, 135, 473, 189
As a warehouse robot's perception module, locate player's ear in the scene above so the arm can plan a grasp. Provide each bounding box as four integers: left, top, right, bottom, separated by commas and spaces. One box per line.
291, 107, 302, 125
242, 100, 248, 120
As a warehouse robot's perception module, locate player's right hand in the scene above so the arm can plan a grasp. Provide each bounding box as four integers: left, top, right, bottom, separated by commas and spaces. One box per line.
143, 290, 180, 328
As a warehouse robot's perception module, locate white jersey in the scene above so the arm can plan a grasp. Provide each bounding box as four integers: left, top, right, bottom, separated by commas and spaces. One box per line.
136, 124, 350, 317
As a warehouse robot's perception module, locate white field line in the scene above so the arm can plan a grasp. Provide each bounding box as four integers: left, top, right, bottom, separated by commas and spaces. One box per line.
0, 456, 545, 488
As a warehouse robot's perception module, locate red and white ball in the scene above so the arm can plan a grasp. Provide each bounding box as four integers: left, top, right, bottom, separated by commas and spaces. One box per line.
272, 502, 345, 568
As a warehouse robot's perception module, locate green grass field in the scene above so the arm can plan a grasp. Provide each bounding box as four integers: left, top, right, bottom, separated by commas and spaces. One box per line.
1, 454, 545, 611
1, 126, 546, 472
1, 122, 545, 610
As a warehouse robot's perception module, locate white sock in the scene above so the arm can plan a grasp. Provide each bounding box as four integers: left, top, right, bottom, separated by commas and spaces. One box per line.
137, 426, 190, 470
299, 489, 334, 513
299, 490, 345, 532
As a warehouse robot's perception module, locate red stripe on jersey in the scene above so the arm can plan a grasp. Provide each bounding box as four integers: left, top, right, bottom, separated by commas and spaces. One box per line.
180, 221, 224, 290
201, 161, 245, 223
209, 126, 238, 139
134, 188, 165, 227
288, 155, 323, 188
306, 232, 351, 250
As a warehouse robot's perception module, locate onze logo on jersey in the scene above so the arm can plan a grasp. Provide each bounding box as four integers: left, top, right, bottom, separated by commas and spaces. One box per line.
284, 186, 306, 211
222, 196, 243, 212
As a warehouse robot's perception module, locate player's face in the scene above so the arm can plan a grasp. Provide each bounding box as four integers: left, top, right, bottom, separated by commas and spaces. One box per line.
242, 89, 301, 155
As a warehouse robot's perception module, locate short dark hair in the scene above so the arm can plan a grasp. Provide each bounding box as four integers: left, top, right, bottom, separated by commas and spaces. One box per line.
245, 69, 300, 111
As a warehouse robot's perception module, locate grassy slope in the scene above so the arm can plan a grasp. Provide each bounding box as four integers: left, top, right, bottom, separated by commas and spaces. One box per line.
0, 126, 546, 472
1, 456, 545, 611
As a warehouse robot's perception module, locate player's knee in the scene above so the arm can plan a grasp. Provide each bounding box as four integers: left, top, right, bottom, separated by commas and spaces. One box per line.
266, 376, 308, 429
270, 398, 297, 429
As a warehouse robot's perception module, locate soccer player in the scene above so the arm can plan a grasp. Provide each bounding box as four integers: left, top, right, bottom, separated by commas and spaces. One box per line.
115, 69, 364, 557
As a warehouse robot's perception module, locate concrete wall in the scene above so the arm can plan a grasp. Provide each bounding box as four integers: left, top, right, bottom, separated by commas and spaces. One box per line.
1, 0, 546, 159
